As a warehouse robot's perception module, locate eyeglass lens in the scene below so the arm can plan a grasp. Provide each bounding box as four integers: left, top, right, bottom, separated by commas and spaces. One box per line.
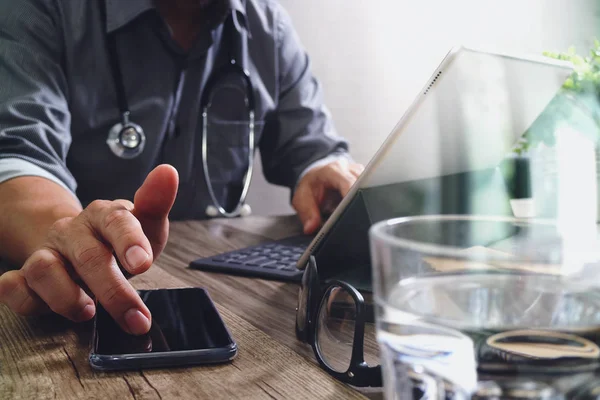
316, 285, 356, 373
316, 284, 381, 375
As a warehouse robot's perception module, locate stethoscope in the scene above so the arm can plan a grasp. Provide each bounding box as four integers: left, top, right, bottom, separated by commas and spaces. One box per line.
104, 9, 254, 218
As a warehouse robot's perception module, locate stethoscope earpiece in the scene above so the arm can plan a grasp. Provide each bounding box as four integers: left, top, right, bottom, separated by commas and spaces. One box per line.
205, 203, 252, 218
240, 203, 252, 217
205, 205, 220, 218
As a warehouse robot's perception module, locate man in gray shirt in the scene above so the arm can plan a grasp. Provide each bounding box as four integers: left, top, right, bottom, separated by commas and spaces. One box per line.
0, 0, 363, 335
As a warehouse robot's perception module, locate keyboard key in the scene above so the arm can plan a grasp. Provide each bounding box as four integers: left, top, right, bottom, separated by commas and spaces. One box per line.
239, 256, 268, 265
260, 260, 277, 267
189, 234, 312, 282
246, 261, 263, 267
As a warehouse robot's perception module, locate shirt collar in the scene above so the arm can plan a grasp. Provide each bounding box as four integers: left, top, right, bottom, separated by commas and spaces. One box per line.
104, 0, 154, 33
230, 0, 251, 37
104, 0, 249, 34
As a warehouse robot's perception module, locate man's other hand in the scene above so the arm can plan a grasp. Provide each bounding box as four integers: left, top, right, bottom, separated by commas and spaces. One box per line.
0, 165, 179, 335
292, 159, 364, 235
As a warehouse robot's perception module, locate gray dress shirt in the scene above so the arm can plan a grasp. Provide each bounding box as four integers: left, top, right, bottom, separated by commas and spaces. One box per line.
0, 0, 348, 219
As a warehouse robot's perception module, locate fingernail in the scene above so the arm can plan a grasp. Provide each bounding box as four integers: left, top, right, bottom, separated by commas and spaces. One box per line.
77, 304, 95, 321
125, 246, 149, 271
124, 308, 150, 335
303, 220, 313, 233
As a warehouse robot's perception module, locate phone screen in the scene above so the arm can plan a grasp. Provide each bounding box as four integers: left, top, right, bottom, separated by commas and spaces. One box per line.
93, 288, 234, 356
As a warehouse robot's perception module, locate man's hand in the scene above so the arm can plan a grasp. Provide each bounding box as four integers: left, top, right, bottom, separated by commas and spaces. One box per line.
292, 159, 364, 235
0, 165, 179, 335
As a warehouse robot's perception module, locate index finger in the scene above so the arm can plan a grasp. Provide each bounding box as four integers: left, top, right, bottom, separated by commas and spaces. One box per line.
53, 224, 151, 335
292, 183, 322, 234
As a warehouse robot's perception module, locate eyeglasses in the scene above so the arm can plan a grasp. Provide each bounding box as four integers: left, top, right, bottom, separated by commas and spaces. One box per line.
295, 255, 382, 387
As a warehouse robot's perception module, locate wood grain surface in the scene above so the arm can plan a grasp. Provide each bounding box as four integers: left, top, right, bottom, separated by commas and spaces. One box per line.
0, 215, 382, 400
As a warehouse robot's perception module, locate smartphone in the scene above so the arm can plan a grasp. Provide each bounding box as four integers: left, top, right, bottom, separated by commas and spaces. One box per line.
89, 287, 237, 371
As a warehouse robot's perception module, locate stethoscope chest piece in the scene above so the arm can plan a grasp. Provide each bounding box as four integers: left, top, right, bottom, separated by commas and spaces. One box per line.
106, 111, 146, 159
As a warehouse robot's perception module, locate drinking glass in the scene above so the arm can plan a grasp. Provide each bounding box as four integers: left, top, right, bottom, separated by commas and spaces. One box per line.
369, 215, 600, 399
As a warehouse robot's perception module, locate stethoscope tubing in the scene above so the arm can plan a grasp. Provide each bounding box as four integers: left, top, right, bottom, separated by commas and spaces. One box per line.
104, 8, 255, 218
201, 107, 255, 218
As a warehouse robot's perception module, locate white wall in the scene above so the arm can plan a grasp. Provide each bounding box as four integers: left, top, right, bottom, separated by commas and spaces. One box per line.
246, 0, 600, 216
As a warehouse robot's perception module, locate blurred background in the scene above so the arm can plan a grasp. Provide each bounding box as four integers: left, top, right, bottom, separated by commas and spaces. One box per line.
246, 0, 600, 216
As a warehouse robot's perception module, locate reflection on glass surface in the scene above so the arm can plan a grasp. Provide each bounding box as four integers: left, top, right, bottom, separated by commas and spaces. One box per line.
358, 48, 585, 226
370, 215, 600, 399
317, 286, 356, 373
363, 48, 570, 189
95, 288, 232, 355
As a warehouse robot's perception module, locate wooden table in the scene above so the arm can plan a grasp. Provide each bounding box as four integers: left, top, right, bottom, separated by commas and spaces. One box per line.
0, 215, 382, 399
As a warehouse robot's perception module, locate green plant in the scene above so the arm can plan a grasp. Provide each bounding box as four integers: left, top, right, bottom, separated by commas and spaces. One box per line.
512, 39, 600, 155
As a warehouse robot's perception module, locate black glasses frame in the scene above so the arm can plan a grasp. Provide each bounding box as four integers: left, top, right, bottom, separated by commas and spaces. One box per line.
295, 255, 382, 387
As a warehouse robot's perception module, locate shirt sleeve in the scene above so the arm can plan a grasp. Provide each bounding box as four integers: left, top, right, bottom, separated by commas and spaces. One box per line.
258, 3, 349, 191
0, 0, 77, 193
295, 152, 352, 185
0, 158, 79, 202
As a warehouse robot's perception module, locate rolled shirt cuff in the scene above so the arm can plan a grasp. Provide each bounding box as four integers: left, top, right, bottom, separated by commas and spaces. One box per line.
294, 152, 353, 193
0, 157, 80, 204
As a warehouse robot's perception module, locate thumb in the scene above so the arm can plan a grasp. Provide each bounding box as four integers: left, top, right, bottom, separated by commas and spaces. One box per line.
132, 164, 179, 257
292, 185, 322, 235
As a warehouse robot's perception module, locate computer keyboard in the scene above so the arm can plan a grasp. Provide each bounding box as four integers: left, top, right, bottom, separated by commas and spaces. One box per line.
189, 235, 313, 282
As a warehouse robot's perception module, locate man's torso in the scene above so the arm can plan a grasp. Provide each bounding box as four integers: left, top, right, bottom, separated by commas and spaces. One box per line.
60, 0, 281, 218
